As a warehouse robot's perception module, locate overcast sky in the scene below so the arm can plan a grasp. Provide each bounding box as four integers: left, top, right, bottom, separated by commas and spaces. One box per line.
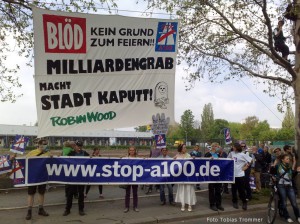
0, 1, 288, 129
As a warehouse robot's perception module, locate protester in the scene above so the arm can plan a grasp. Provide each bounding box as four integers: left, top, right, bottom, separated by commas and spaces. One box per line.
62, 141, 77, 199
205, 142, 224, 211
174, 144, 197, 212
284, 145, 297, 195
251, 146, 264, 193
218, 146, 229, 194
124, 146, 139, 213
274, 153, 300, 223
272, 147, 282, 166
273, 19, 289, 60
25, 139, 50, 220
85, 147, 104, 199
158, 148, 175, 206
241, 142, 252, 201
190, 144, 202, 190
147, 143, 161, 194
62, 140, 76, 156
63, 140, 89, 216
262, 145, 272, 173
228, 142, 252, 210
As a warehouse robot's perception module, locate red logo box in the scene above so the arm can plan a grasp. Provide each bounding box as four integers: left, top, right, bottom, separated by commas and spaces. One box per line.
43, 14, 86, 53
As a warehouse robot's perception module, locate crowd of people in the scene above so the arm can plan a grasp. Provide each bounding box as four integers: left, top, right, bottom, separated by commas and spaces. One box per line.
23, 139, 300, 223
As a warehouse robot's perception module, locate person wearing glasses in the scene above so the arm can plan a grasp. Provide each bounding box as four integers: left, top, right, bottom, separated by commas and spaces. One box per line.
25, 139, 51, 220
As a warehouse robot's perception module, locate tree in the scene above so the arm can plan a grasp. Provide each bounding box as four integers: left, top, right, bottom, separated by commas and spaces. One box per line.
200, 103, 214, 140
180, 109, 195, 142
147, 1, 300, 163
211, 119, 229, 140
228, 122, 242, 141
240, 116, 259, 140
167, 123, 183, 143
0, 0, 116, 102
282, 103, 295, 129
134, 126, 148, 132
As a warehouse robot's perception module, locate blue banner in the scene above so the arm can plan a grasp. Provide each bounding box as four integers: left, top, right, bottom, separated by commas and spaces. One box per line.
13, 157, 234, 187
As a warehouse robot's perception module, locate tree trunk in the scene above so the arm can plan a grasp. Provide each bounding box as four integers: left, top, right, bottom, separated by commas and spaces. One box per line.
294, 0, 300, 195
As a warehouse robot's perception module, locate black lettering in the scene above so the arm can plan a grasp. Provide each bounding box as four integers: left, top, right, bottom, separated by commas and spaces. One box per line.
165, 57, 174, 69
69, 60, 78, 74
98, 91, 108, 104
105, 59, 114, 72
115, 59, 124, 71
91, 27, 97, 35
136, 90, 143, 101
78, 60, 87, 73
147, 57, 155, 69
40, 83, 47, 91
47, 60, 61, 75
51, 95, 60, 109
61, 94, 74, 108
41, 95, 51, 110
91, 38, 97, 46
93, 60, 105, 73
73, 93, 84, 107
119, 90, 127, 103
109, 91, 119, 103
83, 92, 92, 106
155, 57, 164, 69
128, 90, 135, 102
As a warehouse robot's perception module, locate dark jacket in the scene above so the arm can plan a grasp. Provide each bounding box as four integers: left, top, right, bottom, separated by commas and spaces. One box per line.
253, 153, 264, 172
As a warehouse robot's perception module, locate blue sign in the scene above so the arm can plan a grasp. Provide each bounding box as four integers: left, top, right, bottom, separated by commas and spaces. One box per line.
155, 22, 178, 52
155, 134, 166, 149
13, 157, 234, 187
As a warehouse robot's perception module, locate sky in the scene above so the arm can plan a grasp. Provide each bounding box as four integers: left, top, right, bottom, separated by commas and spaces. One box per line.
0, 1, 288, 129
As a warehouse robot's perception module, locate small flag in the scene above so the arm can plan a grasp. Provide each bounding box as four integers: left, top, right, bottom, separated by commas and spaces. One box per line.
10, 135, 29, 155
0, 155, 12, 175
224, 128, 232, 145
155, 134, 166, 149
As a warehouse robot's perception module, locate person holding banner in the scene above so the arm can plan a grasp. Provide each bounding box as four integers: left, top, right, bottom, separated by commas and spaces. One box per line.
174, 144, 197, 212
204, 142, 224, 211
85, 147, 104, 199
63, 140, 89, 216
158, 148, 175, 206
25, 139, 50, 220
228, 142, 252, 210
124, 146, 140, 213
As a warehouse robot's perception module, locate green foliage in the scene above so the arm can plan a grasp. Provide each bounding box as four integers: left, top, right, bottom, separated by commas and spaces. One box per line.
134, 126, 148, 132
200, 103, 214, 140
180, 109, 194, 142
282, 104, 295, 129
147, 0, 294, 110
0, 0, 116, 102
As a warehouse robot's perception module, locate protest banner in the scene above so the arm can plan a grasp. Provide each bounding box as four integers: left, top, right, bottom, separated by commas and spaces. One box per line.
32, 7, 179, 137
10, 135, 30, 155
12, 157, 234, 187
0, 155, 12, 175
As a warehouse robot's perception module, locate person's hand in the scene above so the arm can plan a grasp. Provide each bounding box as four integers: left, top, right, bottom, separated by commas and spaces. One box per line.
297, 166, 300, 172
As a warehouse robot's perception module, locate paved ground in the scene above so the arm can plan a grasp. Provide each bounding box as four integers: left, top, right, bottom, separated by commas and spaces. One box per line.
0, 184, 274, 224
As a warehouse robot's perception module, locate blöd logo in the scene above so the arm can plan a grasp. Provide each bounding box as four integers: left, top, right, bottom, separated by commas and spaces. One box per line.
43, 14, 86, 53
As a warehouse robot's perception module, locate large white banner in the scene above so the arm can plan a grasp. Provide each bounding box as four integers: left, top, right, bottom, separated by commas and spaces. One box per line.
32, 7, 178, 137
